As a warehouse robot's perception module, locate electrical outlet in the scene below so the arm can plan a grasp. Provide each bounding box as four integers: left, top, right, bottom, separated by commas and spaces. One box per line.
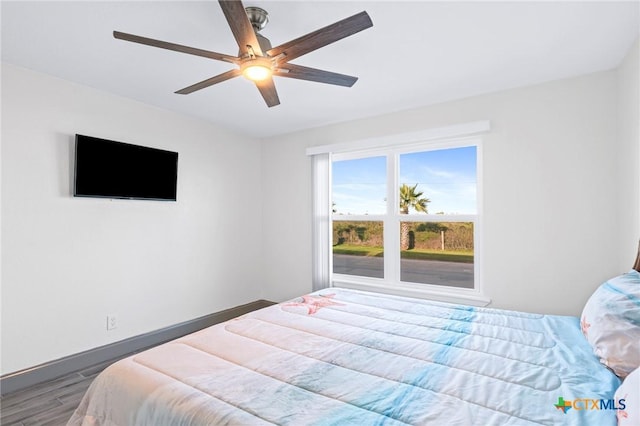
106, 315, 118, 330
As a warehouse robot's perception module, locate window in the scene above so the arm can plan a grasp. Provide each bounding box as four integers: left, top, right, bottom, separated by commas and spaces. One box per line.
396, 147, 477, 289
309, 121, 489, 304
331, 156, 386, 279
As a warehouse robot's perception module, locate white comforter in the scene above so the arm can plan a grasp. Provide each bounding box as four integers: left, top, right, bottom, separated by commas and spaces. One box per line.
69, 288, 620, 425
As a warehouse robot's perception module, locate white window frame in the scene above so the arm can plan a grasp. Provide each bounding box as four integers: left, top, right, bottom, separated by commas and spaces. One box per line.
308, 121, 491, 306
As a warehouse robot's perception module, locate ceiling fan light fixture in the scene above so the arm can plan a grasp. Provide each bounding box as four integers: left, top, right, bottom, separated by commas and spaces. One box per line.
240, 57, 273, 81
243, 64, 271, 81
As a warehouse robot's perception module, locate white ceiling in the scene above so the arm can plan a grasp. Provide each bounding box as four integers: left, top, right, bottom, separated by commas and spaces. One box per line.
2, 1, 638, 138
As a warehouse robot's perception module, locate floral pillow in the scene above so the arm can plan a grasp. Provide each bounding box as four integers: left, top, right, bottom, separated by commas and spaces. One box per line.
580, 270, 640, 379
615, 367, 639, 425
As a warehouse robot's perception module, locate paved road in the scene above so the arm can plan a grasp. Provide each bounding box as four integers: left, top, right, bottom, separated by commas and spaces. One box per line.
333, 254, 473, 288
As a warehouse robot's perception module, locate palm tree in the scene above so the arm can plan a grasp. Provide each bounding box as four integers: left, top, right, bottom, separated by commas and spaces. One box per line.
399, 184, 430, 250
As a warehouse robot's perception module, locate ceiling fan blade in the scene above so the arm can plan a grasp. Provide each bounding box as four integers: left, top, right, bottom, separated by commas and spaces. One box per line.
175, 69, 242, 94
114, 31, 238, 63
218, 0, 263, 56
255, 77, 280, 107
275, 63, 358, 87
267, 11, 372, 63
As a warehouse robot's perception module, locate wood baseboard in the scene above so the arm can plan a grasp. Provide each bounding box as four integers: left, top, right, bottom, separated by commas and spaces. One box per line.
0, 299, 275, 395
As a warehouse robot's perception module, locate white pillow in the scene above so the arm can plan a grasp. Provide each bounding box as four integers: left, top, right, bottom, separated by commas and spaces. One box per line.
615, 367, 639, 425
580, 270, 640, 378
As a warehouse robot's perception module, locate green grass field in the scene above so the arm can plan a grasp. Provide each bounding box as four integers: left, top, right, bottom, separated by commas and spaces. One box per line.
333, 245, 473, 263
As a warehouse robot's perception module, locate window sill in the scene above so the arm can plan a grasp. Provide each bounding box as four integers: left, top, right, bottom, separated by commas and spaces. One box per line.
331, 277, 491, 307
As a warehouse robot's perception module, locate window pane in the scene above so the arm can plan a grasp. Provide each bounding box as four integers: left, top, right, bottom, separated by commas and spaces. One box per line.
400, 222, 474, 288
332, 156, 386, 215
333, 221, 383, 278
399, 147, 476, 215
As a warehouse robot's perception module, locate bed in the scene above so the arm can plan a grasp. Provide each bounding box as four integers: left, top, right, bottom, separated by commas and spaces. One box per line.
69, 247, 640, 426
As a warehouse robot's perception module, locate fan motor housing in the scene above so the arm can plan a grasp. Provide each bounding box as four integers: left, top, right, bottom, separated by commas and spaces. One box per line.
256, 33, 272, 52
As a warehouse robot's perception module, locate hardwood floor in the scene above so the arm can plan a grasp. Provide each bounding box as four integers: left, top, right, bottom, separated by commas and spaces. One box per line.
1, 354, 132, 426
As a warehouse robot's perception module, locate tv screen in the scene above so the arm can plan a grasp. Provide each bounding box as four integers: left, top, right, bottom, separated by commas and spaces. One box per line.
74, 134, 178, 201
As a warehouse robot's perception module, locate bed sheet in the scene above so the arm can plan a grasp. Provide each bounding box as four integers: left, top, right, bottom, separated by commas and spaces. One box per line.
69, 288, 621, 425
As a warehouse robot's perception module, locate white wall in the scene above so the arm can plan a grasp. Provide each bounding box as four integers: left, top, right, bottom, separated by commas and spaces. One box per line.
1, 64, 263, 375
617, 39, 640, 270
261, 67, 637, 316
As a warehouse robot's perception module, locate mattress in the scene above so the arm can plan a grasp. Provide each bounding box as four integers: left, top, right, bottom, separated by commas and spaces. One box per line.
69, 288, 621, 425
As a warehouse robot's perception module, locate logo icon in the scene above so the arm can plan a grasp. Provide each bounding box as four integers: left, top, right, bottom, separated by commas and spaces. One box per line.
555, 397, 572, 414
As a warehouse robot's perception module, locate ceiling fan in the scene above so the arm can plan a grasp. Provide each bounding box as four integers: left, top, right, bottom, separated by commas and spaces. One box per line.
114, 0, 373, 107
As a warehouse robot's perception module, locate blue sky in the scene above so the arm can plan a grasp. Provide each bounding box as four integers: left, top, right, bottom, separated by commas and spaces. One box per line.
332, 146, 477, 215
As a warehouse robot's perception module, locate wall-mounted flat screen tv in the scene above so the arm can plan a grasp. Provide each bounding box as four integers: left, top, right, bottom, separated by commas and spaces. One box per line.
74, 134, 178, 201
